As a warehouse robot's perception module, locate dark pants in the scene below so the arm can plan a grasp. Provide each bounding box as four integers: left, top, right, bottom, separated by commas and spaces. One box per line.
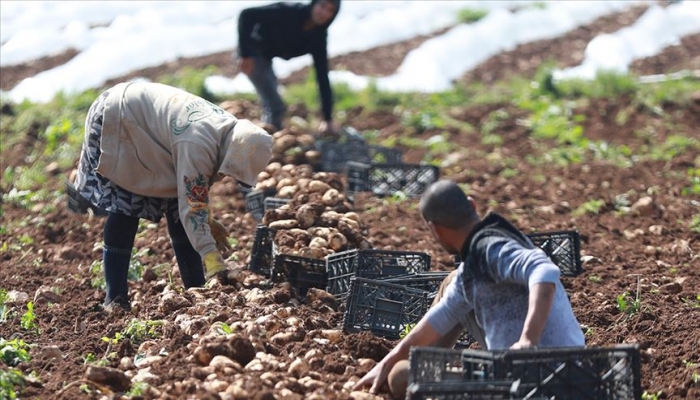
102, 212, 205, 305
247, 56, 287, 130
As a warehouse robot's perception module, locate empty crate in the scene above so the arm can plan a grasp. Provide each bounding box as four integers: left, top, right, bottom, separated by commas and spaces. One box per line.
408, 345, 641, 400
326, 249, 432, 299
248, 224, 275, 277
346, 161, 440, 199
343, 277, 431, 340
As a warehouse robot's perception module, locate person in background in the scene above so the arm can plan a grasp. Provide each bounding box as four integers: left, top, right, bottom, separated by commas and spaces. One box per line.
353, 180, 585, 398
237, 0, 341, 135
73, 81, 273, 313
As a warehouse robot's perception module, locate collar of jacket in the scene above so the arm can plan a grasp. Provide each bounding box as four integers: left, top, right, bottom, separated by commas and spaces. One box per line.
458, 212, 524, 261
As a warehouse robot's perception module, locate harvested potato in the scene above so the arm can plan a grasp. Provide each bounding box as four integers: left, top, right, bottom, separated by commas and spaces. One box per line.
308, 180, 330, 193
307, 227, 331, 239
265, 162, 282, 174
269, 219, 299, 229
309, 237, 328, 249
258, 177, 277, 191
297, 178, 311, 190
273, 135, 297, 153
328, 232, 348, 252
276, 178, 295, 191
340, 217, 360, 230
275, 232, 296, 249
305, 150, 321, 164
263, 208, 296, 225
296, 204, 320, 229
343, 212, 360, 223
288, 229, 311, 246
321, 188, 342, 206
257, 171, 271, 181
277, 185, 297, 198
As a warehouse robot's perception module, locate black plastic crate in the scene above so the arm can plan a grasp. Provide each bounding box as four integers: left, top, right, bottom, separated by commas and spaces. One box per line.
346, 161, 440, 199
65, 181, 108, 217
248, 224, 275, 277
263, 197, 290, 212
272, 253, 327, 296
380, 272, 450, 293
527, 230, 582, 276
326, 249, 432, 299
245, 188, 276, 222
407, 381, 527, 400
453, 231, 582, 277
369, 145, 403, 164
343, 277, 430, 340
317, 140, 370, 173
408, 345, 641, 400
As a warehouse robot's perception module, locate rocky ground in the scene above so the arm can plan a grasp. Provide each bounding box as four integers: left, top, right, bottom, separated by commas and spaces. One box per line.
1, 3, 700, 400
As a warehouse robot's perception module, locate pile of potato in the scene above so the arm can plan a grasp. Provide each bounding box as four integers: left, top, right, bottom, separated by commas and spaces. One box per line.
267, 127, 321, 166
254, 162, 371, 260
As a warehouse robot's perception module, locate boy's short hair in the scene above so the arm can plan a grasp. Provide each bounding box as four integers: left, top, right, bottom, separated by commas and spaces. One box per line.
419, 180, 476, 229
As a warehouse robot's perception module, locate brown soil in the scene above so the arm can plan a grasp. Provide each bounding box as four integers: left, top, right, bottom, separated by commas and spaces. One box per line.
2, 5, 700, 400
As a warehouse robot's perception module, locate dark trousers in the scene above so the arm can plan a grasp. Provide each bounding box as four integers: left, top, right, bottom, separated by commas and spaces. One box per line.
248, 56, 287, 130
102, 212, 205, 304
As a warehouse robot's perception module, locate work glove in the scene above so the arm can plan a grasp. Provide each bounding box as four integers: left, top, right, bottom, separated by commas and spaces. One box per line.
209, 218, 231, 253
203, 251, 227, 279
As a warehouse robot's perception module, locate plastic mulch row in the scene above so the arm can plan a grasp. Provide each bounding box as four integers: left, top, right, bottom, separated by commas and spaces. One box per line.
407, 345, 641, 400
453, 230, 583, 277
65, 181, 108, 217
345, 161, 440, 200
326, 249, 432, 299
343, 277, 431, 340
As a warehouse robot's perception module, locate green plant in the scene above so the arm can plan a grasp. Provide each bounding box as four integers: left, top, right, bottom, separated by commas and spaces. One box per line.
101, 332, 124, 345
642, 390, 663, 400
0, 368, 25, 400
682, 168, 700, 196
20, 302, 38, 333
572, 199, 606, 217
457, 7, 488, 24
399, 323, 416, 339
217, 322, 233, 335
681, 294, 700, 309
616, 291, 641, 315
0, 289, 9, 322
126, 381, 150, 397
123, 319, 165, 343
587, 275, 602, 283
690, 215, 700, 234
0, 338, 31, 367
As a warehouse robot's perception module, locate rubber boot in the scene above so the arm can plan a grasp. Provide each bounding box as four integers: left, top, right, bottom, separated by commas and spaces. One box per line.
103, 244, 132, 312
167, 212, 205, 289
102, 212, 139, 312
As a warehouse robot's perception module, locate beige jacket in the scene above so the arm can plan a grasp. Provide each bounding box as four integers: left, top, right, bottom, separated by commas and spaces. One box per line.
97, 81, 272, 257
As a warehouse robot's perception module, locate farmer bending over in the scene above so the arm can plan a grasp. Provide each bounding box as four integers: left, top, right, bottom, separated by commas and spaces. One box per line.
73, 81, 273, 313
237, 0, 341, 135
353, 180, 585, 398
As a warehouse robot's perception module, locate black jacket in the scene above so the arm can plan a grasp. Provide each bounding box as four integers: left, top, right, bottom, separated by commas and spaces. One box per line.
238, 0, 340, 121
